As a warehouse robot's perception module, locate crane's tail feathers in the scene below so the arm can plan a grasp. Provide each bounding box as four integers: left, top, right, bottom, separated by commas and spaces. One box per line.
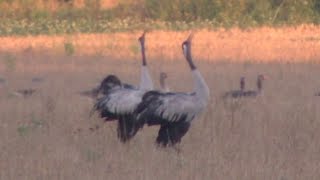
156, 122, 190, 147
117, 116, 141, 143
156, 124, 170, 147
135, 90, 162, 126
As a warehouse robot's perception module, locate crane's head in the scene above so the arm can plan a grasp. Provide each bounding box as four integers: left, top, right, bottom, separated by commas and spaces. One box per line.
99, 75, 122, 95
182, 33, 193, 59
138, 31, 146, 44
160, 72, 168, 80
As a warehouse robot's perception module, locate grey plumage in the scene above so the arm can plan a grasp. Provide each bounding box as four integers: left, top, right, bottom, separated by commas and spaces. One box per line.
92, 32, 154, 142
135, 33, 210, 147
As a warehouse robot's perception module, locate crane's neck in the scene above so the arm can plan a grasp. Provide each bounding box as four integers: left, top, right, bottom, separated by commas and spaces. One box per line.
192, 70, 210, 104
257, 78, 262, 92
139, 37, 153, 90
240, 78, 245, 91
185, 46, 196, 70
140, 41, 147, 66
140, 66, 154, 90
183, 40, 209, 103
160, 77, 169, 92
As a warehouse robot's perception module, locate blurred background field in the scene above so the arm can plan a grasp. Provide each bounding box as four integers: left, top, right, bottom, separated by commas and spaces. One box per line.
1, 0, 320, 63
1, 26, 320, 64
1, 0, 320, 35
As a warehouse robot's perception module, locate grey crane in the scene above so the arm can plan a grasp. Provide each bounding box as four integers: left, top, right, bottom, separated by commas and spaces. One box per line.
92, 32, 154, 142
135, 34, 210, 147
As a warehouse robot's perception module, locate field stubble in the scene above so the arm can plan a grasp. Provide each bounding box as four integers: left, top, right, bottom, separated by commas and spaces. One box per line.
1, 54, 320, 179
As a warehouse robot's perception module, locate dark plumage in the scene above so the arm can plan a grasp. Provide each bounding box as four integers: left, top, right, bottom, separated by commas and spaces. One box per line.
156, 121, 190, 146
79, 74, 137, 100
98, 75, 122, 95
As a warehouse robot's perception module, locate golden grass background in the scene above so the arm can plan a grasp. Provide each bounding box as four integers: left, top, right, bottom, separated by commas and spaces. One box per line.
1, 25, 320, 65
1, 28, 320, 179
0, 0, 120, 10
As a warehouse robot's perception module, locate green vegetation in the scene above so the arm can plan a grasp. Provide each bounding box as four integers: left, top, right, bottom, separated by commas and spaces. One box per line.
64, 41, 75, 56
17, 115, 45, 137
0, 0, 320, 35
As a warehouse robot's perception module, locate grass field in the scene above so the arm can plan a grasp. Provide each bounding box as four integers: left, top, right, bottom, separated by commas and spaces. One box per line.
1, 25, 320, 63
1, 50, 320, 179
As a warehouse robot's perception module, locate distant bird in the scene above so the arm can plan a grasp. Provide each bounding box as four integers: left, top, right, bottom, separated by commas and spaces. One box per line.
315, 92, 320, 96
223, 77, 245, 98
31, 77, 44, 83
242, 75, 266, 97
12, 89, 37, 98
0, 77, 6, 84
92, 31, 154, 142
0, 77, 6, 96
11, 77, 43, 98
159, 72, 169, 92
135, 33, 210, 147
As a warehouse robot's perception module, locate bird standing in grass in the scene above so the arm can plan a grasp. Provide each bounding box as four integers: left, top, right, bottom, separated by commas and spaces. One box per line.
92, 32, 154, 142
242, 75, 266, 97
135, 33, 210, 147
223, 77, 245, 98
11, 77, 44, 98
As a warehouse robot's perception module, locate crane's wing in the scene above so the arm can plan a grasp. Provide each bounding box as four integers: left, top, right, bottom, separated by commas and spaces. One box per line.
94, 88, 145, 117
123, 83, 137, 90
135, 91, 200, 126
156, 120, 191, 147
93, 88, 146, 142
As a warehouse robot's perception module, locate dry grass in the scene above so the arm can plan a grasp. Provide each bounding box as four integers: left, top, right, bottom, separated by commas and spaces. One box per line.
1, 52, 320, 179
0, 0, 119, 11
1, 25, 320, 63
